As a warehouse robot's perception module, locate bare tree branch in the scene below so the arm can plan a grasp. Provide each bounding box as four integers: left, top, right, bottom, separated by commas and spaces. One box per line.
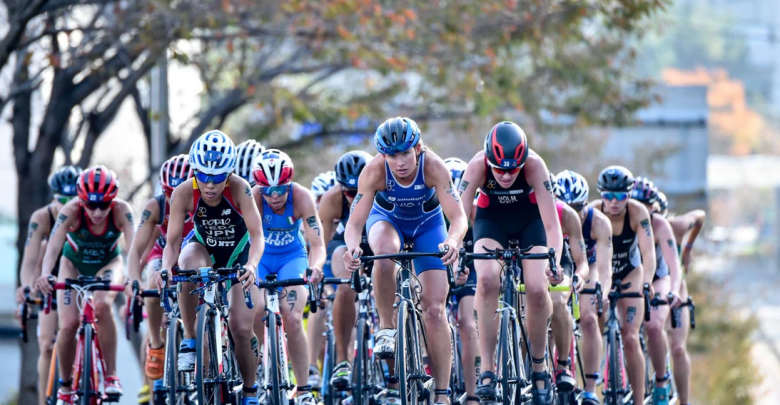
0, 0, 48, 72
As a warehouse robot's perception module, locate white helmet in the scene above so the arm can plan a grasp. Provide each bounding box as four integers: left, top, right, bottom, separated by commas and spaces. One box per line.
444, 157, 468, 191
189, 130, 237, 175
252, 149, 294, 187
311, 171, 337, 198
554, 170, 590, 205
236, 140, 265, 186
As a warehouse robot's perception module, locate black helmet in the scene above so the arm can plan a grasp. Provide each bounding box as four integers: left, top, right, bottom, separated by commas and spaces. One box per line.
49, 165, 83, 196
484, 121, 529, 169
335, 151, 372, 188
631, 176, 658, 204
597, 166, 634, 192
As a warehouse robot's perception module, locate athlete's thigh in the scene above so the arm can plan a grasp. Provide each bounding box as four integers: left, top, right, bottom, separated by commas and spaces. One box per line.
279, 285, 309, 318
56, 256, 81, 327
417, 269, 449, 310
38, 305, 59, 347
228, 282, 262, 320
473, 237, 503, 277
579, 278, 600, 319
411, 223, 447, 273
615, 268, 644, 332
179, 241, 213, 269
144, 258, 163, 289
94, 255, 125, 305
667, 281, 690, 337
368, 220, 402, 255
331, 246, 350, 279
649, 276, 671, 322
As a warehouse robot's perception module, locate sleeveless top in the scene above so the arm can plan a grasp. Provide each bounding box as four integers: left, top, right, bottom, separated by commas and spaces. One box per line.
476, 158, 539, 213
261, 187, 306, 255
608, 204, 641, 275
373, 152, 441, 223
62, 207, 122, 267
191, 181, 250, 253
581, 207, 597, 264
154, 193, 194, 249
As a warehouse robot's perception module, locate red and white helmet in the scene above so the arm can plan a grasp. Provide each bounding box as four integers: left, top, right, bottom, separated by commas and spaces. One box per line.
160, 154, 192, 194
77, 165, 119, 203
252, 149, 294, 187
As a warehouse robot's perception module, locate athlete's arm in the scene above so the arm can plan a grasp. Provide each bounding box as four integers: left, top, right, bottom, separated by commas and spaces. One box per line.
160, 181, 190, 280
562, 205, 588, 289
35, 201, 78, 294
460, 152, 486, 226
115, 200, 136, 272
633, 202, 656, 286
676, 209, 706, 270
296, 185, 326, 282
426, 153, 467, 265
140, 228, 161, 268
343, 157, 382, 271
526, 155, 563, 272
654, 215, 681, 304
126, 198, 159, 295
235, 178, 263, 290
591, 210, 613, 297
17, 209, 48, 303
318, 187, 341, 246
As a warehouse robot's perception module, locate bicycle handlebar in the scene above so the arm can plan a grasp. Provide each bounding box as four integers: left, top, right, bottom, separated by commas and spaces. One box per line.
174, 265, 254, 309
459, 246, 559, 281
358, 251, 445, 263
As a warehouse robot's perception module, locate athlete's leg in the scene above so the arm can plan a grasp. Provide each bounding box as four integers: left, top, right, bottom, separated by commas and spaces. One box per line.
668, 280, 691, 404
37, 303, 58, 405
579, 278, 603, 397
521, 246, 554, 383
56, 257, 80, 391
93, 255, 125, 377
473, 238, 503, 379
457, 293, 479, 404
145, 259, 164, 349
550, 287, 574, 388
616, 268, 646, 405
228, 282, 262, 389
279, 284, 311, 388
366, 220, 401, 332
646, 276, 672, 388
418, 269, 452, 403
176, 241, 212, 371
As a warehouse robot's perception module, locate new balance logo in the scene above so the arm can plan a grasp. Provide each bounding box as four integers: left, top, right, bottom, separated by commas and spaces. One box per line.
414, 185, 425, 190
221, 209, 231, 216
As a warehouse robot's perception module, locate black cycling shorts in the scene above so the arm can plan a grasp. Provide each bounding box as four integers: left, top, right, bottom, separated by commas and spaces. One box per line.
473, 216, 547, 251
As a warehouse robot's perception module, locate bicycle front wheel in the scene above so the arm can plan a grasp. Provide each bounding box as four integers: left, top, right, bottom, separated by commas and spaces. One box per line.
354, 317, 371, 405
498, 311, 519, 405
606, 327, 623, 405
196, 305, 222, 405
397, 300, 421, 405
267, 311, 287, 405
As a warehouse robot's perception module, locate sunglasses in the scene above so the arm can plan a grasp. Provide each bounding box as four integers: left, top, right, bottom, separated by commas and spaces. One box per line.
194, 170, 229, 184
261, 184, 290, 196
601, 191, 629, 201
491, 166, 521, 175
342, 187, 358, 198
82, 200, 112, 211
55, 194, 74, 205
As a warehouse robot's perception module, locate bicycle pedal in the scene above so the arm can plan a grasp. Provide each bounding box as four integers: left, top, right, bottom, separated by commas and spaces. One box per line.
103, 393, 122, 403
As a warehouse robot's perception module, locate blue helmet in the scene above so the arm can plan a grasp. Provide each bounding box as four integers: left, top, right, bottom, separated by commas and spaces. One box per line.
49, 165, 82, 196
189, 130, 237, 176
374, 117, 421, 155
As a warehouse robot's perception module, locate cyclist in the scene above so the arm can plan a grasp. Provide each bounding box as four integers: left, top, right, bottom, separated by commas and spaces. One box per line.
311, 151, 374, 389
458, 121, 562, 405
236, 139, 265, 186
151, 130, 264, 405
444, 157, 480, 405
125, 154, 194, 381
35, 166, 135, 403
307, 170, 338, 387
343, 117, 467, 405
553, 170, 613, 405
631, 177, 682, 405
659, 191, 704, 405
549, 197, 589, 393
16, 165, 81, 405
252, 149, 326, 405
589, 166, 656, 405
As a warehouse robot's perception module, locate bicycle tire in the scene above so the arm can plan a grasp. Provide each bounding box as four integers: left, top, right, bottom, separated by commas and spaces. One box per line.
448, 323, 463, 404
80, 324, 93, 405
606, 327, 622, 405
268, 310, 285, 405
196, 305, 222, 405
322, 329, 336, 405
224, 330, 241, 405
46, 350, 60, 405
498, 311, 518, 405
397, 300, 419, 405
166, 317, 184, 405
354, 318, 370, 405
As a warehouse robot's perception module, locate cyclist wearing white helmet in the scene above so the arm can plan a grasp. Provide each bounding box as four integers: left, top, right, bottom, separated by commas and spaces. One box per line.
554, 170, 613, 405
315, 151, 375, 389
589, 165, 656, 405
152, 130, 265, 405
342, 117, 467, 405
252, 149, 326, 405
236, 139, 265, 186
311, 171, 337, 205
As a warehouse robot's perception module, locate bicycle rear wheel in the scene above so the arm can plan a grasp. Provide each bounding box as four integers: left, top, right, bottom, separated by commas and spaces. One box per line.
267, 311, 287, 405
498, 311, 519, 405
605, 327, 623, 405
166, 317, 185, 404
79, 324, 93, 405
397, 300, 420, 405
196, 305, 222, 405
322, 329, 337, 405
354, 317, 371, 405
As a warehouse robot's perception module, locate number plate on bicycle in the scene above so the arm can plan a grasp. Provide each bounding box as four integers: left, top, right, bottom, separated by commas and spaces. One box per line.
204, 283, 217, 304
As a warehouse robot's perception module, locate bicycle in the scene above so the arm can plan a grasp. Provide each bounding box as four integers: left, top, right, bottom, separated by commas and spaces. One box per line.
446, 281, 477, 405
174, 265, 254, 405
43, 274, 125, 405
130, 270, 195, 405
459, 240, 557, 405
20, 288, 62, 405
347, 268, 386, 405
359, 244, 458, 405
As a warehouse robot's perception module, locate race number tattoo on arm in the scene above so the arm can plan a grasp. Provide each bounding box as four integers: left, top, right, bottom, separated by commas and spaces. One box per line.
640, 219, 651, 237
138, 209, 151, 228
446, 181, 461, 203
51, 214, 67, 236
608, 236, 613, 248
543, 180, 553, 196
350, 194, 363, 214
667, 239, 675, 249
125, 213, 134, 225
458, 180, 469, 196
245, 186, 252, 197
306, 216, 321, 237
25, 222, 39, 246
